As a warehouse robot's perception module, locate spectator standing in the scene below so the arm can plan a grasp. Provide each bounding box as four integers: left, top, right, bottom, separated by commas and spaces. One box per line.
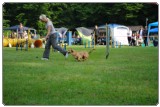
93, 25, 100, 45
143, 26, 148, 46
135, 33, 139, 46
18, 23, 24, 39
127, 28, 132, 46
138, 26, 144, 43
131, 33, 136, 46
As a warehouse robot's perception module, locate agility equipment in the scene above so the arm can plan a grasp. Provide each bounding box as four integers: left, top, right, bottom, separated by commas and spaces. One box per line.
106, 23, 110, 59
15, 29, 31, 51
2, 29, 44, 50
84, 40, 90, 48
76, 27, 95, 48
62, 43, 68, 50
34, 39, 43, 48
76, 27, 93, 45
84, 40, 95, 48
115, 41, 122, 48
3, 38, 9, 47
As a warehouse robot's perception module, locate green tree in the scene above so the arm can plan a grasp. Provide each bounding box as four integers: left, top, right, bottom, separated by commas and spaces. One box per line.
3, 3, 158, 33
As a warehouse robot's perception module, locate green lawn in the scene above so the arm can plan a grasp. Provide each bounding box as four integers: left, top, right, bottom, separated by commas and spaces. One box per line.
3, 46, 158, 105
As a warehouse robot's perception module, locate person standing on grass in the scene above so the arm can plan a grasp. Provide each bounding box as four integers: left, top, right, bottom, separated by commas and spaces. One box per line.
131, 33, 136, 46
18, 23, 24, 39
39, 14, 68, 60
143, 26, 148, 46
93, 25, 100, 45
138, 26, 144, 45
127, 28, 132, 46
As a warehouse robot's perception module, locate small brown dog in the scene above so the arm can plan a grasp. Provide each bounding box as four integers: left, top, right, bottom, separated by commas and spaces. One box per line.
68, 48, 95, 61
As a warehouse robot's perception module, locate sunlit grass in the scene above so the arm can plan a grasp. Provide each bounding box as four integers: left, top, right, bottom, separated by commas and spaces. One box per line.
3, 46, 158, 105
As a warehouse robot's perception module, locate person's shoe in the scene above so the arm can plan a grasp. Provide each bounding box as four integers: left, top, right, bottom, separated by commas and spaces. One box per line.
41, 58, 49, 60
65, 52, 68, 58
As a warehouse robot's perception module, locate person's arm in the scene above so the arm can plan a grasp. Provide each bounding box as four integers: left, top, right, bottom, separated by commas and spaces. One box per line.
45, 25, 51, 40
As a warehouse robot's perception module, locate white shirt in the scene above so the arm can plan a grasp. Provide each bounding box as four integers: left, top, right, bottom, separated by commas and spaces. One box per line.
139, 29, 143, 39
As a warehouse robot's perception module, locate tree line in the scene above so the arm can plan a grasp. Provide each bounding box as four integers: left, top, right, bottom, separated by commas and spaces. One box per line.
3, 3, 158, 35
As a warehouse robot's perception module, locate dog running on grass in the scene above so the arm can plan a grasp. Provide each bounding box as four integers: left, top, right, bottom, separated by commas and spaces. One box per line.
68, 48, 95, 61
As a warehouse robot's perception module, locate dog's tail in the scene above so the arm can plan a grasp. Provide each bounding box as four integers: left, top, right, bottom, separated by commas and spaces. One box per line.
88, 48, 95, 54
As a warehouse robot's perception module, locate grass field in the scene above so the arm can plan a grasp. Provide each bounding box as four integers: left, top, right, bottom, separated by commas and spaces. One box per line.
3, 46, 158, 105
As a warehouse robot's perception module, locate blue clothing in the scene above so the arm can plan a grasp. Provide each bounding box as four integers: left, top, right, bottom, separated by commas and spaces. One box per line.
18, 27, 24, 34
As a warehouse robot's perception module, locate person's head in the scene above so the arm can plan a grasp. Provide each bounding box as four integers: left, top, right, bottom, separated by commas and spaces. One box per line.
19, 23, 23, 27
95, 25, 98, 29
39, 14, 48, 22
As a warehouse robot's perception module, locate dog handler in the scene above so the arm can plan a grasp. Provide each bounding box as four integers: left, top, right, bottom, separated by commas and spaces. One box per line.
39, 14, 68, 60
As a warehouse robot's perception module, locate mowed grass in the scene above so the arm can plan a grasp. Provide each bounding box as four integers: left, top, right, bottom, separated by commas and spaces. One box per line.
3, 46, 158, 105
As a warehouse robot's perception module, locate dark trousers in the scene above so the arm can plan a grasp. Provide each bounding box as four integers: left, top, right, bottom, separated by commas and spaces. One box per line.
95, 35, 98, 45
43, 33, 67, 59
128, 37, 131, 46
153, 40, 158, 47
143, 37, 148, 46
18, 33, 23, 39
131, 39, 136, 46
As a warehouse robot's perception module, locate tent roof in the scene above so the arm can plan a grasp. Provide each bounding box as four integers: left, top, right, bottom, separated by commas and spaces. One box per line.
149, 28, 158, 33
56, 27, 68, 35
98, 24, 129, 30
108, 24, 123, 28
98, 23, 129, 32
127, 25, 142, 31
3, 25, 36, 31
148, 21, 158, 27
148, 21, 158, 35
99, 24, 122, 29
76, 27, 93, 36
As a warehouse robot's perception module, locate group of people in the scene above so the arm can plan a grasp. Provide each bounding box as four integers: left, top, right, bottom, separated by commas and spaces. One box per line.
128, 26, 148, 47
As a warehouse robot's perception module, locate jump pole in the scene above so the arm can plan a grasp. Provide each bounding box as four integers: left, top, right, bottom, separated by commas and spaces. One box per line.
92, 35, 94, 48
94, 32, 95, 49
106, 23, 110, 59
16, 29, 19, 51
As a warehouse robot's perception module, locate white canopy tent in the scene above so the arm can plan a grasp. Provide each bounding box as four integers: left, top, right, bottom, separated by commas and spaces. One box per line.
99, 24, 130, 45
111, 25, 129, 45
